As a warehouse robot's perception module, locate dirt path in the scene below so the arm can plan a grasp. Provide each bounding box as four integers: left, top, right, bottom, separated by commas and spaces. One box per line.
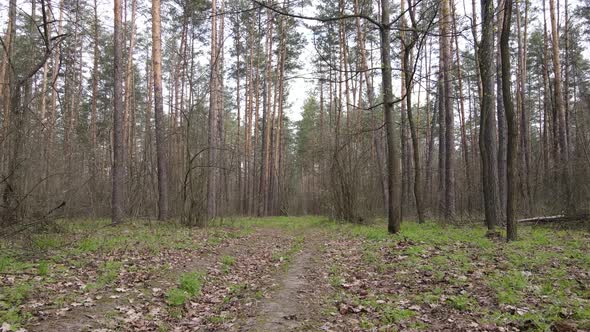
235, 232, 330, 331
25, 225, 333, 331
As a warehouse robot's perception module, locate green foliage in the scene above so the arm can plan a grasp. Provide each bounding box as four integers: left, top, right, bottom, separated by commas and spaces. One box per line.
359, 317, 374, 329
0, 307, 31, 329
0, 282, 33, 329
167, 272, 205, 307
3, 283, 32, 305
0, 256, 31, 273
179, 272, 205, 297
77, 238, 100, 253
220, 255, 236, 274
296, 96, 321, 162
32, 235, 63, 250
446, 294, 475, 311
328, 264, 344, 287
37, 261, 49, 276
381, 307, 416, 324
489, 271, 529, 304
96, 261, 122, 286
166, 288, 189, 307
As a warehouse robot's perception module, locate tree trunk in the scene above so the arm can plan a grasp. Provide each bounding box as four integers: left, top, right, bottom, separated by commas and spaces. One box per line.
354, 4, 388, 215
441, 0, 455, 220
381, 0, 401, 234
479, 0, 502, 232
501, 0, 517, 241
208, 0, 219, 220
515, 0, 532, 215
549, 0, 573, 212
112, 0, 125, 225
452, 2, 472, 211
90, 0, 99, 170
152, 0, 169, 220
124, 0, 137, 171
496, 0, 507, 217
401, 0, 425, 223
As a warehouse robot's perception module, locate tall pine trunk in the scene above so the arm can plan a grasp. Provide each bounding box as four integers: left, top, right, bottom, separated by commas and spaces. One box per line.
381, 0, 401, 234
112, 0, 125, 224
152, 0, 169, 220
501, 0, 517, 241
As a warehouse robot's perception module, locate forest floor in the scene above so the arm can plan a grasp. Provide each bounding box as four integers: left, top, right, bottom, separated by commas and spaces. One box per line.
1, 217, 589, 332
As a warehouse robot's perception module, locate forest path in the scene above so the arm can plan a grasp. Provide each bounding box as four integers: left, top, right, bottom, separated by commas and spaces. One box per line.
234, 231, 330, 331
13, 218, 590, 331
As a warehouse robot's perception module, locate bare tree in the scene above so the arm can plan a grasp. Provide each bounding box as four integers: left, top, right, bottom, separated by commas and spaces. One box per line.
441, 0, 455, 220
151, 0, 169, 220
500, 0, 517, 241
381, 0, 401, 233
479, 0, 501, 233
112, 0, 125, 225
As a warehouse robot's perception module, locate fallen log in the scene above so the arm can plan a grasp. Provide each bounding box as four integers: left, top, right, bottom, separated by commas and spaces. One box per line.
517, 213, 589, 223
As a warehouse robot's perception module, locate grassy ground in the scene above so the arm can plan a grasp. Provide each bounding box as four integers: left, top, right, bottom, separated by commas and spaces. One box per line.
321, 220, 590, 331
0, 217, 588, 331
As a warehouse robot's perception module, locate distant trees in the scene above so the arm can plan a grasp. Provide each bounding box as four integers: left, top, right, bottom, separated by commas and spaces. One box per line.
0, 0, 589, 236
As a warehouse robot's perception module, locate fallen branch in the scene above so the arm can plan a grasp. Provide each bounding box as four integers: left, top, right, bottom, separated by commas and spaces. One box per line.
517, 213, 589, 224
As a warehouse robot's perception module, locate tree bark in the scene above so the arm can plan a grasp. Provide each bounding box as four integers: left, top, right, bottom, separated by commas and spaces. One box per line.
112, 0, 125, 224
501, 0, 517, 241
496, 0, 507, 217
549, 0, 573, 211
381, 0, 401, 234
124, 0, 137, 170
479, 0, 501, 232
208, 0, 220, 220
152, 0, 169, 220
441, 0, 455, 220
401, 0, 425, 223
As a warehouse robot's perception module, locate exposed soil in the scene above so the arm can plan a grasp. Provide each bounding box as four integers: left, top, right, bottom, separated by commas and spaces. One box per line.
235, 232, 330, 331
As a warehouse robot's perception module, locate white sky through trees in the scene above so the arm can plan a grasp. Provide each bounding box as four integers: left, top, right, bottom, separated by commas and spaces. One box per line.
1, 0, 588, 124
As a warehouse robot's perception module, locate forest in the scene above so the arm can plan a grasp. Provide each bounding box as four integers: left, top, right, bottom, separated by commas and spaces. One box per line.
1, 0, 590, 330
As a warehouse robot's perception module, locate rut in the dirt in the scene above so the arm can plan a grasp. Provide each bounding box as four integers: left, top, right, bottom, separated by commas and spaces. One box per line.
242, 236, 326, 331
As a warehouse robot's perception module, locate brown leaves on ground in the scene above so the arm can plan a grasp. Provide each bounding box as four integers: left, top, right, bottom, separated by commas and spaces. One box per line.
3, 218, 589, 332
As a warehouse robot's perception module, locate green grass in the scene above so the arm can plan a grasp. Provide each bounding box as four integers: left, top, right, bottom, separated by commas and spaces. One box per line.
37, 261, 49, 276
96, 261, 122, 287
31, 235, 64, 250
220, 255, 236, 274
166, 272, 205, 307
271, 235, 305, 268
488, 271, 529, 304
0, 282, 33, 328
179, 272, 205, 297
381, 307, 416, 324
77, 238, 100, 253
0, 255, 34, 274
166, 288, 189, 307
321, 219, 590, 329
328, 264, 344, 287
446, 294, 476, 311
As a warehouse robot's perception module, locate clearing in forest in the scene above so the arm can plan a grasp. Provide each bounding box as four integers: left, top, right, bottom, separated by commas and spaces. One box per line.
1, 217, 589, 331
